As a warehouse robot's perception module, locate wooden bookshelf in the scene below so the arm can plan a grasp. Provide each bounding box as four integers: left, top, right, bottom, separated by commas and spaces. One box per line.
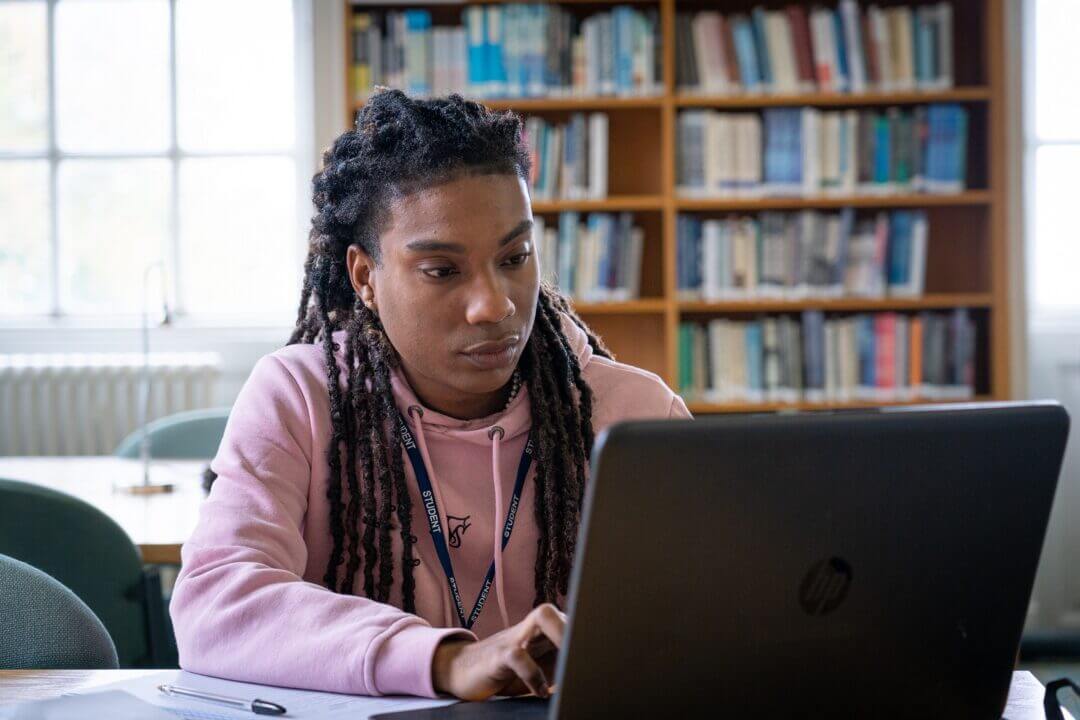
678, 294, 994, 314
675, 86, 992, 109
352, 95, 665, 113
686, 394, 994, 415
344, 0, 1009, 414
572, 299, 668, 315
531, 195, 665, 212
674, 191, 993, 211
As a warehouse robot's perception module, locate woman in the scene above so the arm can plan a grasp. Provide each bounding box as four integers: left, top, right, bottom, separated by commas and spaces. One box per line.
170, 89, 690, 700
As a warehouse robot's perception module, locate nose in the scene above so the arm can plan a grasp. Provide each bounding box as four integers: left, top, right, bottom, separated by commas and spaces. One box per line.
465, 268, 515, 325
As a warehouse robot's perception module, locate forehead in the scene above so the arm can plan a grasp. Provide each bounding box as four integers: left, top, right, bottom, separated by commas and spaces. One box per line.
380, 173, 532, 249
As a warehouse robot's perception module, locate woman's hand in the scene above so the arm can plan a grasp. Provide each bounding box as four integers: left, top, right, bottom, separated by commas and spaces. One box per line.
431, 603, 566, 701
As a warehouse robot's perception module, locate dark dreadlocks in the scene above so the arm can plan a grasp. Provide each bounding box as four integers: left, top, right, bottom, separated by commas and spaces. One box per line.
289, 89, 612, 611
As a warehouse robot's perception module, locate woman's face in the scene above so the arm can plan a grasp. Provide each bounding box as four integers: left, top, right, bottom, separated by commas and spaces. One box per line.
347, 173, 539, 419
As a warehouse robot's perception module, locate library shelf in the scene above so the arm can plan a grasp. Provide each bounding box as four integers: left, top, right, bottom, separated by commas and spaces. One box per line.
686, 395, 995, 415
678, 294, 994, 314
674, 86, 992, 109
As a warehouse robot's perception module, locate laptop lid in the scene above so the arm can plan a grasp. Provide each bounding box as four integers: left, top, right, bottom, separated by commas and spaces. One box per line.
552, 402, 1069, 718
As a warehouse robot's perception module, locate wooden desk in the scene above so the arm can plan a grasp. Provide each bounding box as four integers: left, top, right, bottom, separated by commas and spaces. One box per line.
0, 670, 1065, 717
0, 457, 208, 564
0, 669, 156, 704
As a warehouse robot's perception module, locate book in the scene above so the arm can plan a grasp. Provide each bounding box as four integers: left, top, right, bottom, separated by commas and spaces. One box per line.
677, 209, 929, 301
680, 308, 973, 404
351, 4, 660, 103
525, 114, 608, 200
673, 3, 955, 96
676, 104, 968, 198
547, 212, 645, 302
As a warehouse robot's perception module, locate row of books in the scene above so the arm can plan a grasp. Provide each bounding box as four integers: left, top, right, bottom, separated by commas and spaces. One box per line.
525, 114, 608, 201
677, 209, 928, 300
678, 309, 976, 404
676, 104, 969, 197
350, 6, 661, 102
676, 2, 955, 96
350, 12, 465, 100
535, 212, 644, 303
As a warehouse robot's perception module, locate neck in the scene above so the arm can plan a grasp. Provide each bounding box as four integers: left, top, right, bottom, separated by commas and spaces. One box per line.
402, 367, 518, 421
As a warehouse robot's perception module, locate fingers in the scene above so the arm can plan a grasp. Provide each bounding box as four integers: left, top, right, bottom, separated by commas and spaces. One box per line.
504, 647, 552, 699
521, 603, 566, 650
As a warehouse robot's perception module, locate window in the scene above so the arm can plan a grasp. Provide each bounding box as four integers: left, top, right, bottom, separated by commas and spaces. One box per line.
0, 0, 308, 321
1027, 0, 1080, 319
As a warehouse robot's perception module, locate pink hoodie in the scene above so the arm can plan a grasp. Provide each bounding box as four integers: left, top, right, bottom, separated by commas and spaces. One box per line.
170, 314, 690, 697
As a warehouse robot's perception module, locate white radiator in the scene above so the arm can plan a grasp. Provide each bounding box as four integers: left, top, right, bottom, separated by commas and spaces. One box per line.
0, 353, 222, 456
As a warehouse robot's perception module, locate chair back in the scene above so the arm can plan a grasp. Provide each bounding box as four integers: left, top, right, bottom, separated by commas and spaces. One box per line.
114, 407, 230, 460
0, 553, 119, 669
0, 478, 160, 667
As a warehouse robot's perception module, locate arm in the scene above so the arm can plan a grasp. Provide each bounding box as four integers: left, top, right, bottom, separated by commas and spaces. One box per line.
170, 355, 469, 697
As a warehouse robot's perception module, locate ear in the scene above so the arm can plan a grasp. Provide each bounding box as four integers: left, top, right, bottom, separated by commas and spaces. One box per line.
346, 244, 378, 312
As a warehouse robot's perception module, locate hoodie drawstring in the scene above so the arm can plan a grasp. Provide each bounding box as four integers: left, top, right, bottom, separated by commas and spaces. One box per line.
488, 425, 511, 630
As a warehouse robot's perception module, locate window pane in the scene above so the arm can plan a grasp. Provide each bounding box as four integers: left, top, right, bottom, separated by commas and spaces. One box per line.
55, 0, 170, 153
58, 159, 170, 314
1035, 0, 1080, 141
1032, 146, 1080, 310
179, 157, 297, 315
0, 2, 48, 151
0, 160, 50, 313
176, 0, 295, 153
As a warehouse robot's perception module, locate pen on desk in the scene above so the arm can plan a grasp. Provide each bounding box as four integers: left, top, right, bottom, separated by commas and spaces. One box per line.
158, 683, 287, 716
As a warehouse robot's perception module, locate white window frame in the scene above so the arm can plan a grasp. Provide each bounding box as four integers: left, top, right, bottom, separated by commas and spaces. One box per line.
0, 0, 317, 331
1022, 0, 1080, 332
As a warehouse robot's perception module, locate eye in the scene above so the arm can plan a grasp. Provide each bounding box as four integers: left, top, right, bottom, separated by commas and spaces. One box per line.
421, 266, 458, 280
502, 251, 532, 267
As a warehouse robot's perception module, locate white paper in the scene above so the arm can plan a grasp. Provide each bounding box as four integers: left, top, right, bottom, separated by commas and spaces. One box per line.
0, 690, 175, 720
72, 670, 458, 720
1003, 671, 1074, 720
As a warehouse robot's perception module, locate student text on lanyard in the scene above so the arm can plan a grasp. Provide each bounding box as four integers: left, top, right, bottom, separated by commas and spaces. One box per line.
397, 411, 533, 630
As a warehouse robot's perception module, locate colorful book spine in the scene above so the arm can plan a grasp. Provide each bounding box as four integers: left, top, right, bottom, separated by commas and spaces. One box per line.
675, 3, 955, 97
547, 212, 645, 302
677, 209, 929, 301
677, 104, 968, 198
680, 308, 976, 404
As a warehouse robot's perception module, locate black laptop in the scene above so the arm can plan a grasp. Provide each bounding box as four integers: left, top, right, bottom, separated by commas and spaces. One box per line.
377, 402, 1069, 719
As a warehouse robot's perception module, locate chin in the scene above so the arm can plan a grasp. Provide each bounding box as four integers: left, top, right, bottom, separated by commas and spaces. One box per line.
464, 367, 517, 393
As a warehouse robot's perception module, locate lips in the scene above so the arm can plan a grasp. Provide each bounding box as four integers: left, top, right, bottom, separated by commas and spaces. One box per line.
460, 335, 520, 370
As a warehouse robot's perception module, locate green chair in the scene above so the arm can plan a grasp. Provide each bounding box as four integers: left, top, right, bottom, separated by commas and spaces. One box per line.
0, 479, 174, 668
0, 553, 119, 669
114, 407, 230, 460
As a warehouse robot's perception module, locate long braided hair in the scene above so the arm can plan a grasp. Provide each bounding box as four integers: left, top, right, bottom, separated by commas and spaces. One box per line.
290, 89, 612, 611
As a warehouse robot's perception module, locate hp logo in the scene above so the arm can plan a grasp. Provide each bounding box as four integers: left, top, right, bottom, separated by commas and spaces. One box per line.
799, 557, 853, 616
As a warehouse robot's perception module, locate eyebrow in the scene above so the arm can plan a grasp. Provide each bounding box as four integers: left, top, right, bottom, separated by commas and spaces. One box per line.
404, 219, 534, 254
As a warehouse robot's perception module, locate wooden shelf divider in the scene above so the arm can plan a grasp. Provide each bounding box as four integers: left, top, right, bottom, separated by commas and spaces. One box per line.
686, 395, 994, 415
674, 86, 992, 109
678, 294, 994, 314
531, 195, 665, 213
675, 191, 992, 211
572, 299, 669, 315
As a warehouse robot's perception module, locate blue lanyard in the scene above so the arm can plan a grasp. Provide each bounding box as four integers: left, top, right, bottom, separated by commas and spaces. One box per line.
397, 412, 534, 629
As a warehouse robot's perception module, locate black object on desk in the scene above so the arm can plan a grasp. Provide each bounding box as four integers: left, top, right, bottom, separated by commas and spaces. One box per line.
382, 403, 1069, 719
